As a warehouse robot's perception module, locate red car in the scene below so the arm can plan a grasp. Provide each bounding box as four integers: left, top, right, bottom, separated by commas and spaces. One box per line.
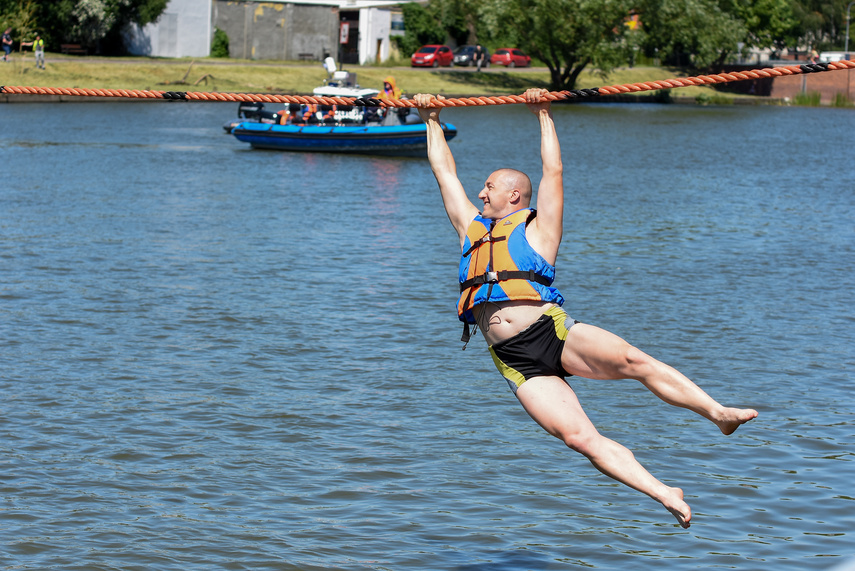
411, 44, 454, 67
490, 48, 531, 68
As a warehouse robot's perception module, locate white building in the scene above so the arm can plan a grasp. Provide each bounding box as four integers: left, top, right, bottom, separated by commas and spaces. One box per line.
125, 0, 414, 64
125, 0, 213, 58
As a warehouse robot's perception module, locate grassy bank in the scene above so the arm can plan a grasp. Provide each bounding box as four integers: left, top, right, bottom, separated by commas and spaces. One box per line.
0, 53, 752, 101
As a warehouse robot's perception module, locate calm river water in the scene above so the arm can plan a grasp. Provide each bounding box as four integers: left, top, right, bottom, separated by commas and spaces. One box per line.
1, 99, 854, 570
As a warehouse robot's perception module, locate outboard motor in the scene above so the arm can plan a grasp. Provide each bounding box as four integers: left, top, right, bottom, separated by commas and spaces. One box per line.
237, 101, 279, 123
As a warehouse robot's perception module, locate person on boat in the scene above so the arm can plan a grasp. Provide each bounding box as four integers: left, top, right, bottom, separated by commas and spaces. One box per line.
413, 89, 758, 529
278, 103, 303, 125
377, 76, 402, 101
318, 105, 336, 123
300, 103, 336, 124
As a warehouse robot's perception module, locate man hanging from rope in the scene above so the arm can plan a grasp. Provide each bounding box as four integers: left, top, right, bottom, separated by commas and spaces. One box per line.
414, 88, 758, 528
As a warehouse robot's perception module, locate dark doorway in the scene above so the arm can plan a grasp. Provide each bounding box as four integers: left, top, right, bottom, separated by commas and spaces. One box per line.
339, 11, 359, 65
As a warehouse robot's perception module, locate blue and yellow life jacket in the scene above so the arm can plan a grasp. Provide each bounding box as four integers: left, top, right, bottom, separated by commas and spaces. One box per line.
457, 208, 564, 332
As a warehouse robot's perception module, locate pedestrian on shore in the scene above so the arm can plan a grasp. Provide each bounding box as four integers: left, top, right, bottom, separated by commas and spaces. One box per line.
474, 44, 486, 72
2, 28, 13, 62
21, 35, 45, 69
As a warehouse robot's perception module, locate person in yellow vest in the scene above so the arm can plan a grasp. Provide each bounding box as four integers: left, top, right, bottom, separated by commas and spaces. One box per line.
21, 35, 45, 69
377, 76, 402, 101
414, 89, 758, 529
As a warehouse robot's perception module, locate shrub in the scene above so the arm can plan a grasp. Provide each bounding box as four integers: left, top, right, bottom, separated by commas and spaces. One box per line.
793, 91, 821, 106
211, 27, 229, 58
831, 93, 853, 108
696, 91, 732, 105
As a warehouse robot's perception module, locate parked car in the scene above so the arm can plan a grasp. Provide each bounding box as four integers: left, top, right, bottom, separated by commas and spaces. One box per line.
411, 45, 454, 67
453, 45, 490, 67
490, 48, 531, 68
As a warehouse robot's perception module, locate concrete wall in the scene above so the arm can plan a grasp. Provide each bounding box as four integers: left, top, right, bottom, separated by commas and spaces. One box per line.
124, 0, 395, 64
213, 1, 339, 61
770, 69, 855, 104
125, 0, 213, 58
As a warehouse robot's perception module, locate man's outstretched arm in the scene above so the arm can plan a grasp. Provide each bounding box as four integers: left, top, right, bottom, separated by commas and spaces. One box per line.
524, 89, 564, 264
414, 94, 479, 245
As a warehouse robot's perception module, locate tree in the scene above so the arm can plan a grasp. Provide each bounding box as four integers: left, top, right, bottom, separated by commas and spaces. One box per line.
0, 0, 39, 41
5, 0, 168, 54
480, 0, 634, 90
430, 0, 482, 45
725, 0, 799, 52
790, 0, 848, 51
79, 0, 168, 54
393, 2, 445, 58
634, 0, 747, 69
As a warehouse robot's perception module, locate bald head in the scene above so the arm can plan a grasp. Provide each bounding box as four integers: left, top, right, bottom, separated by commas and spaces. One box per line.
479, 168, 535, 219
494, 168, 532, 206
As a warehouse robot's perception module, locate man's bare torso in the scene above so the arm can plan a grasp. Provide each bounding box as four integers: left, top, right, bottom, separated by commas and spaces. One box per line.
474, 300, 557, 345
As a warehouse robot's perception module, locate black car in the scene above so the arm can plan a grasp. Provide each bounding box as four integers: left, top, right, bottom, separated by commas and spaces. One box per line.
453, 45, 490, 67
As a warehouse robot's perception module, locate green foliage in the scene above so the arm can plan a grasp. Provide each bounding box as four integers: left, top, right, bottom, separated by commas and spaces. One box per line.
30, 0, 75, 50
793, 91, 822, 106
0, 0, 39, 40
725, 0, 799, 50
429, 0, 472, 45
635, 0, 746, 68
478, 0, 634, 90
831, 92, 853, 107
0, 0, 168, 54
393, 2, 444, 58
790, 0, 852, 51
211, 27, 229, 58
695, 90, 733, 104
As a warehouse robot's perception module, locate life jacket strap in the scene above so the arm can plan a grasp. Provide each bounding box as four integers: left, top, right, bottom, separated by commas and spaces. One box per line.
461, 322, 471, 344
462, 234, 506, 258
459, 269, 552, 292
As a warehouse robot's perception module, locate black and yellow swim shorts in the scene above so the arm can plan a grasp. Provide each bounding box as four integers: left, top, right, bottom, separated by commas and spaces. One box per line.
488, 306, 578, 394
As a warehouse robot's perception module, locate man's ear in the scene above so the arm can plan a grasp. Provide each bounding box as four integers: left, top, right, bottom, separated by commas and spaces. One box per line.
509, 188, 521, 204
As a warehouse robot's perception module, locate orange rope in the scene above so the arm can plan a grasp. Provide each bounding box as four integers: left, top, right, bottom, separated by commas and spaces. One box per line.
3, 60, 854, 107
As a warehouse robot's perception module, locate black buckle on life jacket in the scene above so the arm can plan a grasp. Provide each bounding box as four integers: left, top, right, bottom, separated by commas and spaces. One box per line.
459, 269, 552, 292
462, 234, 506, 258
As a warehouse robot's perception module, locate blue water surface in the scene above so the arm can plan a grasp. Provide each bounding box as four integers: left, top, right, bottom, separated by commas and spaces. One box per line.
1, 99, 854, 570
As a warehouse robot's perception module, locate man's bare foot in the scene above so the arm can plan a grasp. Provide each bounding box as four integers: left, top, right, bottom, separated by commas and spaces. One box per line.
663, 487, 692, 528
715, 407, 759, 435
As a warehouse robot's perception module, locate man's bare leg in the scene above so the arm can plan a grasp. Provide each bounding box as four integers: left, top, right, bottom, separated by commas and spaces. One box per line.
515, 376, 692, 528
561, 323, 758, 434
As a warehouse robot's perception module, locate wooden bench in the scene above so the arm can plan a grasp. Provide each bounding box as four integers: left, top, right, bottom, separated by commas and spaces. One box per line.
298, 53, 315, 61
60, 44, 88, 55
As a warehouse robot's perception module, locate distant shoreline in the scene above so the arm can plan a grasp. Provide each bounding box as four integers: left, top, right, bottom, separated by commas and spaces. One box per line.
3, 55, 850, 106
0, 93, 786, 105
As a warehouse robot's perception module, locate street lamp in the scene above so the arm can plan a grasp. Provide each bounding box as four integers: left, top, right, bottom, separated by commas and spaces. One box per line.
847, 0, 854, 56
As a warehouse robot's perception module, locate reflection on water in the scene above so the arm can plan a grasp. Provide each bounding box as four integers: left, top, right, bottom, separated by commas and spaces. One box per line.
1, 100, 853, 570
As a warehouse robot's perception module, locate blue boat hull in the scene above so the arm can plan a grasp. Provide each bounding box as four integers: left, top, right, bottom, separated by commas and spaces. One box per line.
231, 121, 457, 156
